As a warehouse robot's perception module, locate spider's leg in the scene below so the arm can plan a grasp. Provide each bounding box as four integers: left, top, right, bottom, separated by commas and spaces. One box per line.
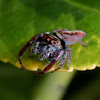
51, 50, 68, 73
47, 50, 58, 62
67, 46, 72, 70
18, 33, 43, 69
29, 41, 40, 56
32, 41, 40, 54
40, 49, 53, 61
79, 40, 88, 46
37, 49, 64, 74
29, 46, 31, 56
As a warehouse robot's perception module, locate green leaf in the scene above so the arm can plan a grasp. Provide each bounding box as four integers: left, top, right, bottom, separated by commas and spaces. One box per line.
0, 0, 100, 72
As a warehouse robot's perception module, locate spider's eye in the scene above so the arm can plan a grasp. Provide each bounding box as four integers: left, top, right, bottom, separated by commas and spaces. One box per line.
54, 42, 56, 44
47, 39, 49, 41
50, 41, 53, 44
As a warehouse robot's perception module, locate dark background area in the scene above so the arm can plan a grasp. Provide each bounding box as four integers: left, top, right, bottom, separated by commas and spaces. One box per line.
0, 61, 100, 100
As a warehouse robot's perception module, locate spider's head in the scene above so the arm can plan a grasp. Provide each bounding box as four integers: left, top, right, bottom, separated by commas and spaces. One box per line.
42, 34, 61, 48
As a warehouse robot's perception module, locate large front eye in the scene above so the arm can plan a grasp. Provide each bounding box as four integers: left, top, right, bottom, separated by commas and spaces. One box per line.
50, 41, 53, 44
46, 38, 53, 44
45, 38, 50, 42
51, 41, 56, 45
54, 42, 56, 44
46, 38, 49, 41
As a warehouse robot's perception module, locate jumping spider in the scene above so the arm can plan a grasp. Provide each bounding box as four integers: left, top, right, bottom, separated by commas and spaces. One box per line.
18, 29, 87, 74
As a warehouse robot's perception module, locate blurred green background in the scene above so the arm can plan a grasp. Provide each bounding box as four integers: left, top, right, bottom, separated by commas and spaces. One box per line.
0, 61, 100, 100
0, 0, 100, 100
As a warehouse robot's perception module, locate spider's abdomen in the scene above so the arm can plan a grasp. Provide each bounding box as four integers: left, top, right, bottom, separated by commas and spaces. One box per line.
53, 29, 87, 45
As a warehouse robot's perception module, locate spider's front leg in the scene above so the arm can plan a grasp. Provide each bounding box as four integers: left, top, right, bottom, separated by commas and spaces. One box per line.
40, 49, 54, 61
37, 49, 64, 74
18, 33, 43, 70
32, 41, 40, 54
51, 50, 68, 73
79, 40, 88, 46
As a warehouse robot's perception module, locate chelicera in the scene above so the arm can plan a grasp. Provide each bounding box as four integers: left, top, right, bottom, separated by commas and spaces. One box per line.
18, 29, 87, 74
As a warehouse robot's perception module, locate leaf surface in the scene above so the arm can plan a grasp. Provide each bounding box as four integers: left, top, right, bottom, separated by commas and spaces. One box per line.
0, 0, 100, 72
